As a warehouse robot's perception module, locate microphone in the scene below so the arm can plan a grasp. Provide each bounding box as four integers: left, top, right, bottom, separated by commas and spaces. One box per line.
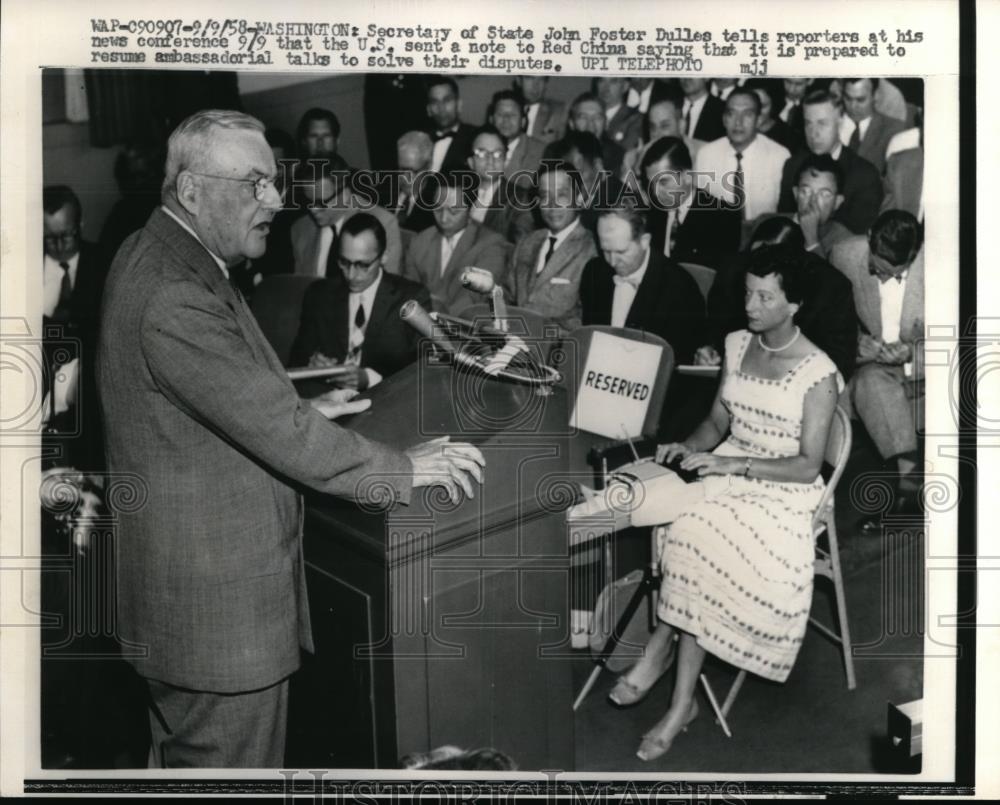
461, 267, 496, 293
400, 300, 456, 353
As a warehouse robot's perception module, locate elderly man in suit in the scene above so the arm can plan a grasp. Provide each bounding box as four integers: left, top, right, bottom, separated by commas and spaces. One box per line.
640, 136, 741, 268
488, 90, 546, 185
779, 90, 883, 235
96, 109, 484, 768
505, 160, 597, 334
426, 76, 477, 174
403, 177, 510, 317
831, 210, 924, 516
839, 78, 908, 174
290, 214, 430, 387
290, 160, 403, 277
514, 75, 566, 143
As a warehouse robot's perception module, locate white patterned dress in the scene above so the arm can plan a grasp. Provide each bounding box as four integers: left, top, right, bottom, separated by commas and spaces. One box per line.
655, 330, 843, 682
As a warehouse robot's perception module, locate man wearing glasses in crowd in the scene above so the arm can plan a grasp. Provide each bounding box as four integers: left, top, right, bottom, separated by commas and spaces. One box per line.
97, 109, 484, 768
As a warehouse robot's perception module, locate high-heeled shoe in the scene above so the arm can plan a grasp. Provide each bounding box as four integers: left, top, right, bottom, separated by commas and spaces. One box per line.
636, 699, 699, 762
607, 641, 677, 708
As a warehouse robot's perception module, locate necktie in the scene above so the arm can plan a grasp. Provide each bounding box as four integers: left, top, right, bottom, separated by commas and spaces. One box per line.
733, 151, 746, 219
355, 303, 366, 329
544, 236, 557, 266
684, 102, 692, 137
441, 234, 457, 275
849, 124, 861, 151
664, 212, 680, 257
433, 128, 456, 142
54, 261, 72, 319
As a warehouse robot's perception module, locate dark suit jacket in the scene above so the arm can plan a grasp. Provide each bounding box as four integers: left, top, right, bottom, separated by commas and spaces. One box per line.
580, 251, 707, 364
96, 208, 413, 693
605, 105, 643, 152
761, 119, 800, 153
706, 248, 858, 379
526, 98, 567, 142
852, 112, 907, 174
477, 177, 534, 245
403, 220, 510, 316
691, 94, 726, 143
779, 147, 883, 235
431, 122, 478, 175
646, 190, 742, 269
290, 270, 430, 374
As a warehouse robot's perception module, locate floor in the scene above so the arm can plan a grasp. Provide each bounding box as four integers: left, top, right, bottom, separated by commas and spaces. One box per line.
571, 424, 926, 774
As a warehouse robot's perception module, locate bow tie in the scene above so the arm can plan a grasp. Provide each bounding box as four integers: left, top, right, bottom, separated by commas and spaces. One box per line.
870, 269, 907, 284
433, 128, 458, 142
613, 274, 640, 289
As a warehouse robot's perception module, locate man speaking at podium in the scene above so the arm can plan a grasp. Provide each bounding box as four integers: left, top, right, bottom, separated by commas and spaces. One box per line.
97, 110, 484, 768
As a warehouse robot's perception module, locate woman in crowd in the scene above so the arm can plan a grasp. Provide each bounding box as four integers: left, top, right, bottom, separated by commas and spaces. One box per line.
608, 244, 842, 762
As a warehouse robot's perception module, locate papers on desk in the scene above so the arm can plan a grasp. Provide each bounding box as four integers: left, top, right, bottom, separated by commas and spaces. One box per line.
676, 364, 721, 377
286, 365, 356, 381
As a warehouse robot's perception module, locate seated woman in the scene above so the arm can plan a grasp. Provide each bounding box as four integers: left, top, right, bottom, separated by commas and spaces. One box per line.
607, 243, 842, 762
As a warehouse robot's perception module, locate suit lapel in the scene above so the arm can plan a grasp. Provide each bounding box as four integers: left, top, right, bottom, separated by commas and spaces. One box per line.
857, 265, 884, 338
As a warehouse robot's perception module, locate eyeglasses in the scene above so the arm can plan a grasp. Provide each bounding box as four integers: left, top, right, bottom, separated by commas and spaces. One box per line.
190, 172, 284, 201
43, 229, 80, 245
337, 255, 383, 273
473, 147, 507, 160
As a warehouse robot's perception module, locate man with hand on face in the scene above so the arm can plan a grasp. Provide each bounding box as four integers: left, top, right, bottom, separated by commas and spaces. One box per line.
505, 160, 597, 335
425, 76, 477, 175
97, 110, 484, 768
403, 176, 510, 317
291, 214, 430, 388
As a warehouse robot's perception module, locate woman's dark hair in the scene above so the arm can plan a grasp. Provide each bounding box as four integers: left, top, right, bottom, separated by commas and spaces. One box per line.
745, 244, 808, 305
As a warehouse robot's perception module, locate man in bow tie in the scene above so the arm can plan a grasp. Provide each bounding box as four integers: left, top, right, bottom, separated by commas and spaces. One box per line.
831, 209, 925, 520
424, 75, 477, 175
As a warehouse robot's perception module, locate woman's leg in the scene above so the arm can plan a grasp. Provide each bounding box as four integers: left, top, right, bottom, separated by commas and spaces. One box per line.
636, 632, 706, 760
618, 620, 676, 690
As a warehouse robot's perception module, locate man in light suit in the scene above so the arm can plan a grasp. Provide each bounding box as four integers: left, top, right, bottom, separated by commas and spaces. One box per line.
839, 78, 908, 174
881, 146, 923, 220
97, 110, 484, 768
504, 161, 598, 334
831, 210, 924, 515
289, 161, 403, 277
403, 177, 510, 317
514, 75, 566, 143
290, 214, 430, 386
488, 90, 546, 185
595, 76, 643, 152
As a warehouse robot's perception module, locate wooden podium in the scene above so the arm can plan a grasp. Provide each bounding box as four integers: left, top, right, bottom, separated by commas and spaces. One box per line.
286, 343, 595, 770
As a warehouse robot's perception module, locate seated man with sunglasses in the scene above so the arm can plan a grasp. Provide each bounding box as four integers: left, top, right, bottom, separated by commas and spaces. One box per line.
290, 212, 431, 389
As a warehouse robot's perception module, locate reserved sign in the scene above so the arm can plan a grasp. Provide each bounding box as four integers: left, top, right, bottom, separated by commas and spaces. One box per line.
570, 331, 663, 439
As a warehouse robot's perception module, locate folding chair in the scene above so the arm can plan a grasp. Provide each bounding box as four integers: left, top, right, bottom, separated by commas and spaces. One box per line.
678, 262, 717, 303
700, 405, 857, 737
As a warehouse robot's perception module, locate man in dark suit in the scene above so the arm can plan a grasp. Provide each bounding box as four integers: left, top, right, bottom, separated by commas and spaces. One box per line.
778, 89, 883, 235
290, 214, 430, 386
580, 202, 706, 364
425, 76, 477, 175
595, 77, 643, 152
627, 77, 679, 114
840, 78, 908, 174
639, 136, 742, 268
514, 75, 566, 143
568, 92, 626, 176
97, 110, 484, 768
679, 77, 726, 142
699, 218, 858, 381
403, 177, 510, 317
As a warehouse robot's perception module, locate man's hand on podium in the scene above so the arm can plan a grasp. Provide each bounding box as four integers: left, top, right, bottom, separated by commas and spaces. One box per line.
406, 436, 486, 504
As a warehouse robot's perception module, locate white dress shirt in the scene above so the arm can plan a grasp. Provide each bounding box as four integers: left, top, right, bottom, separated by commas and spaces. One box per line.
504, 135, 521, 167
348, 269, 384, 387
682, 94, 709, 138
694, 134, 790, 220
470, 180, 499, 224
525, 102, 540, 137
534, 217, 580, 274
43, 252, 79, 318
440, 228, 465, 275
779, 99, 800, 124
430, 125, 459, 173
627, 84, 653, 114
610, 248, 650, 327
878, 270, 908, 345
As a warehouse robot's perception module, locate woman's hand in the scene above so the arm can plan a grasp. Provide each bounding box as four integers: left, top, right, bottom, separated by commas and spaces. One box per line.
656, 442, 693, 464
680, 453, 742, 477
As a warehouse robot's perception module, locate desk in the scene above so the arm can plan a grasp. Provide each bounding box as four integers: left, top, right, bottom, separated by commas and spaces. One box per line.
287, 348, 602, 769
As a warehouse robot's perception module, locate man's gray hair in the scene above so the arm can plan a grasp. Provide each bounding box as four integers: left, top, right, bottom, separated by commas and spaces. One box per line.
397, 130, 433, 162
162, 109, 265, 202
